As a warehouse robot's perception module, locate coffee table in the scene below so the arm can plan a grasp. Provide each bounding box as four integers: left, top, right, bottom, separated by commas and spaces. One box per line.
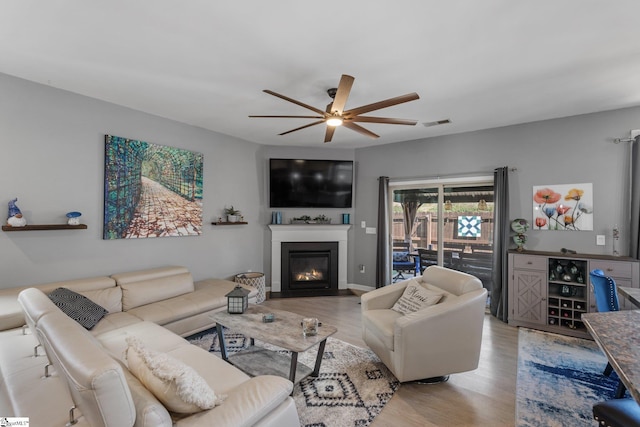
210, 305, 337, 385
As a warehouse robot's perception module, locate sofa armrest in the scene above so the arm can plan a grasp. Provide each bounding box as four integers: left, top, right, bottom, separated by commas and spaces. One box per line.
361, 282, 408, 312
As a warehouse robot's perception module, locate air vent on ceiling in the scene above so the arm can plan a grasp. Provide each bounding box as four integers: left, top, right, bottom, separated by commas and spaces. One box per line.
423, 119, 451, 127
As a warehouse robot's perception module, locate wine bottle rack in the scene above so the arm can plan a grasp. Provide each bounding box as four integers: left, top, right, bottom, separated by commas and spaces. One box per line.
547, 258, 587, 332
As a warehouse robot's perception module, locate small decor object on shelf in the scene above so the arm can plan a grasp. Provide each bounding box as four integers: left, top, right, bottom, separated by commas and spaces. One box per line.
510, 218, 529, 252
613, 224, 620, 256
225, 285, 250, 314
224, 206, 241, 223
342, 213, 350, 224
6, 198, 27, 227
66, 211, 82, 225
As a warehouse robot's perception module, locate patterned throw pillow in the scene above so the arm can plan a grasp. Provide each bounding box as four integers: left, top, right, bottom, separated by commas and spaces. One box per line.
391, 283, 443, 315
47, 287, 109, 330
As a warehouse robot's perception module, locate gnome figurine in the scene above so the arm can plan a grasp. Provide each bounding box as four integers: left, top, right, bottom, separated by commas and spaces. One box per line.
7, 198, 27, 227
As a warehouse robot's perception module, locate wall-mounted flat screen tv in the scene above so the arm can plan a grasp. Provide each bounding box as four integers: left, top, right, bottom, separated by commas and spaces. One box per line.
269, 158, 354, 208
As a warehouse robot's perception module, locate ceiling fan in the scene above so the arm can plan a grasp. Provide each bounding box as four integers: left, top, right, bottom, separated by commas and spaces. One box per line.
249, 74, 420, 143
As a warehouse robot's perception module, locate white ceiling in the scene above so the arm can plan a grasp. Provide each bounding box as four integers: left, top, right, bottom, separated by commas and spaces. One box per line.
2, 1, 640, 149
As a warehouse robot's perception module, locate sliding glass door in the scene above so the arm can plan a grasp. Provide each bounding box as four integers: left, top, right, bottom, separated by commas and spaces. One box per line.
390, 178, 494, 289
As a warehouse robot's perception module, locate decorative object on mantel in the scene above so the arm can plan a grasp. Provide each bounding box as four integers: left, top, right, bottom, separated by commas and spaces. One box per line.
613, 224, 620, 256
66, 211, 82, 225
510, 218, 529, 252
6, 198, 27, 227
291, 215, 331, 224
224, 206, 242, 223
271, 211, 282, 224
532, 183, 593, 231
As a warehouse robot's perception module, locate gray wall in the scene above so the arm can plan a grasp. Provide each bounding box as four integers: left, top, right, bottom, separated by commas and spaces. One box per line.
352, 107, 640, 287
3, 71, 639, 291
0, 73, 269, 288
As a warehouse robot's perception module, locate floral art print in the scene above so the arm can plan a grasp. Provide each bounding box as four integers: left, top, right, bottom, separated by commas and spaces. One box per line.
532, 183, 593, 231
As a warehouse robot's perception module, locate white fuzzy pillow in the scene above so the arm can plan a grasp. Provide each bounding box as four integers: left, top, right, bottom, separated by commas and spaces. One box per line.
391, 283, 443, 314
125, 336, 222, 414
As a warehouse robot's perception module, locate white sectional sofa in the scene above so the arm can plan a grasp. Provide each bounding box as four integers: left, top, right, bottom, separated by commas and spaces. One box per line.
0, 266, 300, 427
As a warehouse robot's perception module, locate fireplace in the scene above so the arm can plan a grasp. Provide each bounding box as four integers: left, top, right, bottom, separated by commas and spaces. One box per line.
269, 224, 350, 296
281, 241, 339, 297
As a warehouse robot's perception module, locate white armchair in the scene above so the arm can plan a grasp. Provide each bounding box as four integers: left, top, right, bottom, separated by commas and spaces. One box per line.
361, 266, 488, 383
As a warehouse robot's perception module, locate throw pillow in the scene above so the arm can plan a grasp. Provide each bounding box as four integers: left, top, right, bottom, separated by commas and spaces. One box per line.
125, 336, 222, 414
391, 283, 443, 315
47, 287, 109, 330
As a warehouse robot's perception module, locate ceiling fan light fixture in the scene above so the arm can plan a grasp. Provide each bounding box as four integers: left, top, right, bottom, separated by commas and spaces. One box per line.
326, 114, 343, 127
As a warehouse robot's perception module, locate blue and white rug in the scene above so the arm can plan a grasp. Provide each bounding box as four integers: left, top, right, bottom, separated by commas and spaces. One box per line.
187, 327, 399, 427
516, 328, 623, 426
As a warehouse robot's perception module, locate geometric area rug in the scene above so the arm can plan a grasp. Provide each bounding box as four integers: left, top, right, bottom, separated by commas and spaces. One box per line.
516, 327, 623, 427
186, 327, 400, 427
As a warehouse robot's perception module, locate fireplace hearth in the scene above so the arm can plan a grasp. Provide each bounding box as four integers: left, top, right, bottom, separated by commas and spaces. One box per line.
281, 241, 338, 297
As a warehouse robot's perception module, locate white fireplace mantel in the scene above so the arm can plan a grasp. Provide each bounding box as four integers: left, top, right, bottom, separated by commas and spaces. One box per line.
269, 224, 351, 293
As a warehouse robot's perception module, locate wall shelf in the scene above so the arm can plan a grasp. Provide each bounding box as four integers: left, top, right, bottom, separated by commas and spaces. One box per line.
211, 222, 248, 226
2, 224, 88, 231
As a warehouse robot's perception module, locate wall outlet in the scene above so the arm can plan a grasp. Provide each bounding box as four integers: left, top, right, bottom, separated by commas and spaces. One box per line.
365, 227, 376, 234
359, 264, 365, 273
361, 221, 366, 228
596, 235, 606, 246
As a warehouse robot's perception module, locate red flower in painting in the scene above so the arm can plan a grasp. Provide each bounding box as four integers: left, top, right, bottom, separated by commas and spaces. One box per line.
556, 204, 571, 215
534, 188, 562, 204
535, 217, 547, 228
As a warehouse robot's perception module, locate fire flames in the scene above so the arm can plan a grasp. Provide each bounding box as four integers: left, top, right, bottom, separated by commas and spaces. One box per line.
296, 269, 324, 281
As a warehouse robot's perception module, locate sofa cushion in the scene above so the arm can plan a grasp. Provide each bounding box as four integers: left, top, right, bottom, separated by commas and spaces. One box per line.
96, 321, 190, 361
89, 311, 143, 336
126, 336, 221, 414
391, 283, 442, 314
126, 279, 253, 327
112, 266, 195, 311
79, 286, 123, 313
48, 287, 109, 330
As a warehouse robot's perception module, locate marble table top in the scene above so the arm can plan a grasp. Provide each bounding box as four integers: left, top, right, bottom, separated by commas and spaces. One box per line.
211, 305, 337, 353
619, 286, 640, 309
582, 310, 640, 404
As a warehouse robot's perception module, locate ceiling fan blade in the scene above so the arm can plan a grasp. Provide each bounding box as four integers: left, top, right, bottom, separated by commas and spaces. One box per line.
344, 93, 420, 117
324, 126, 336, 143
343, 122, 379, 139
278, 120, 326, 136
350, 116, 418, 126
329, 74, 355, 115
249, 115, 324, 119
263, 90, 328, 116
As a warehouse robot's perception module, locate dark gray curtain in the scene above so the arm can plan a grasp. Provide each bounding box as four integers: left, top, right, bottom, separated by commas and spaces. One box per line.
490, 167, 510, 322
376, 176, 391, 288
630, 136, 640, 258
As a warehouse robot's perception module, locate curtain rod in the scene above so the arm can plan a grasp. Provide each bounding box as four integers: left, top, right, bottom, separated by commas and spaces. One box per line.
384, 167, 516, 183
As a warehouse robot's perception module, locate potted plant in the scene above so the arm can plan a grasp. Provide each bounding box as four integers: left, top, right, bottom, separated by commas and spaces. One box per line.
224, 206, 241, 223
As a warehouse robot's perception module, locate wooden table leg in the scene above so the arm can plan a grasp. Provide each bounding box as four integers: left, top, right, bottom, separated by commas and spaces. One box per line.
311, 338, 328, 377
216, 323, 228, 361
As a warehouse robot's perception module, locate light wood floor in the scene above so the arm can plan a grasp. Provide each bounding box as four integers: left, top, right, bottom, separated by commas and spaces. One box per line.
263, 295, 519, 427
